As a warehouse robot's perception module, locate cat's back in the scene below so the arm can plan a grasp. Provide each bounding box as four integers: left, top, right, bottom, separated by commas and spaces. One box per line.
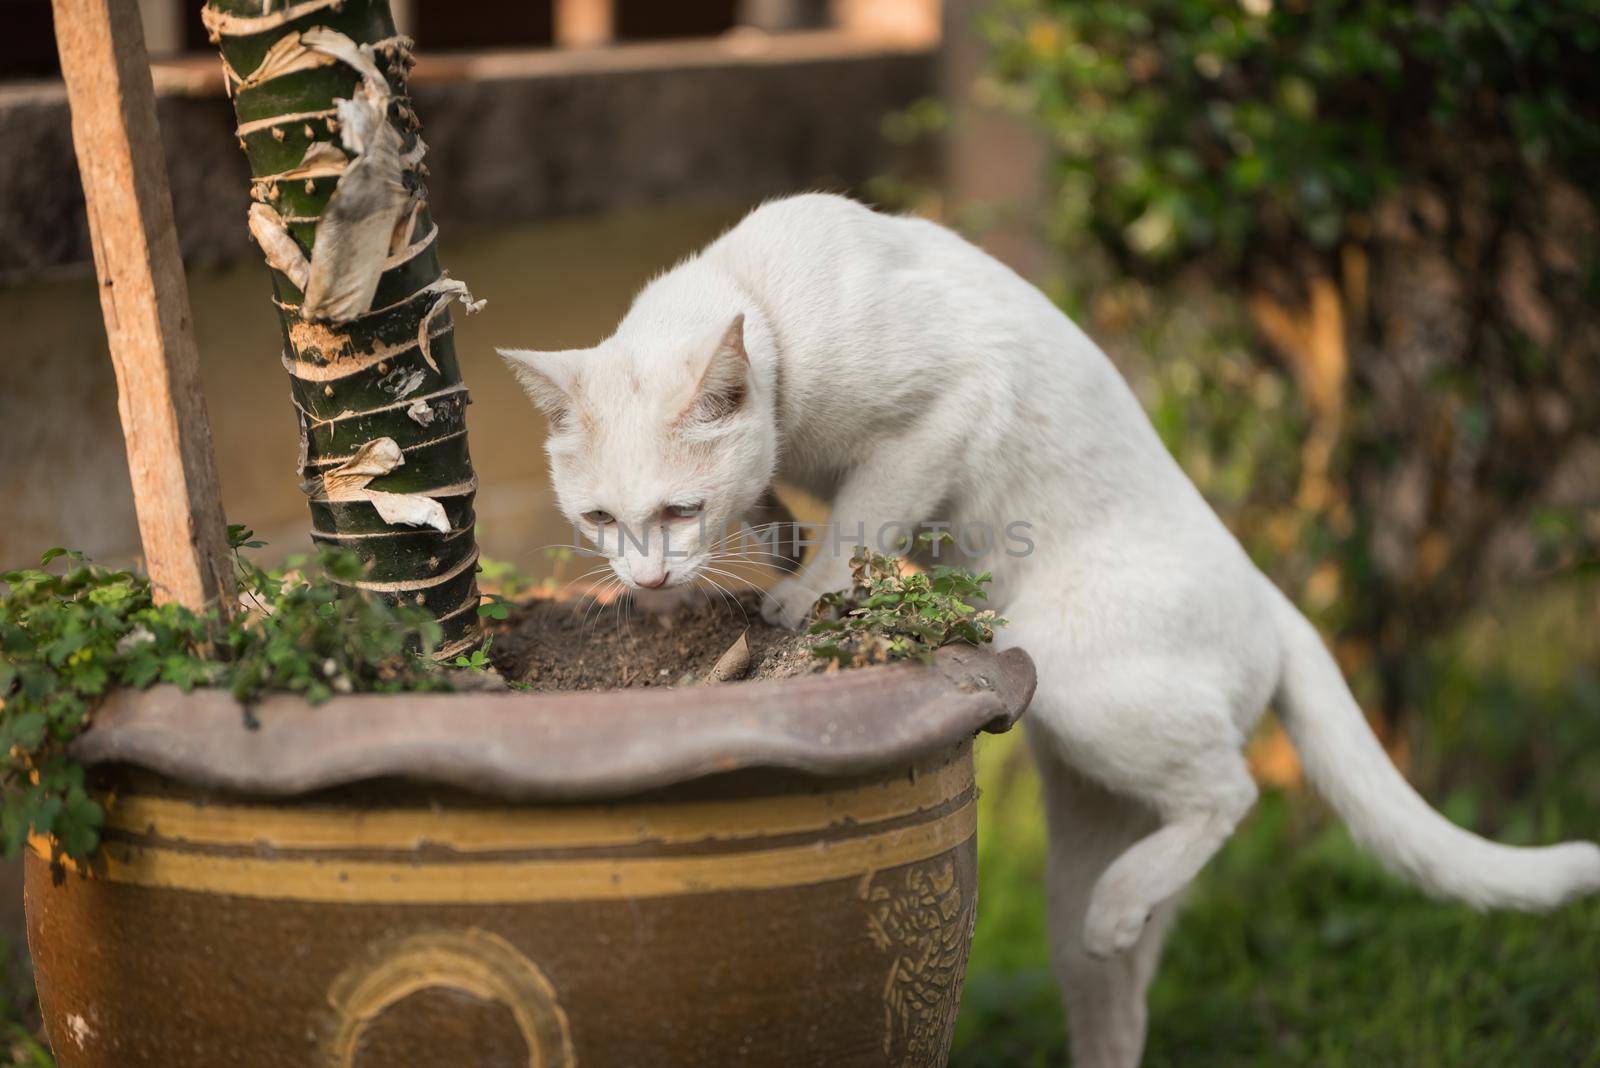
710, 194, 916, 283
708, 194, 1038, 341
705, 195, 1191, 515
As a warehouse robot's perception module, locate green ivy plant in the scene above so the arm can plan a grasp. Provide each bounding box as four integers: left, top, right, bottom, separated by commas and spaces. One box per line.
1, 529, 453, 862
981, 0, 1600, 270
808, 534, 1007, 667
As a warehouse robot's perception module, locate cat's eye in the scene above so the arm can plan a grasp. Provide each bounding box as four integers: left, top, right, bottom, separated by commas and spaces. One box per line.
582, 510, 615, 526
665, 503, 704, 520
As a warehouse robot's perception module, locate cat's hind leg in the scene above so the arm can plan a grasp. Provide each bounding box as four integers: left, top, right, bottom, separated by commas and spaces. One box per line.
1030, 728, 1181, 1068
1028, 659, 1259, 960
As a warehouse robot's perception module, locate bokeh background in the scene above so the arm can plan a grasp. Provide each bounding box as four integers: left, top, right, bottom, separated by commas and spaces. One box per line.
2, 1, 1597, 1064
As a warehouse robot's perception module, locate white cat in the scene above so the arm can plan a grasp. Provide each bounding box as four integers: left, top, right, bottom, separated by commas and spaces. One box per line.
502, 193, 1600, 1067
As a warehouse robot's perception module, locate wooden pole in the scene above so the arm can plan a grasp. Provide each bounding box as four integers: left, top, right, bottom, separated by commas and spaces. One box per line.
51, 0, 234, 614
556, 0, 615, 48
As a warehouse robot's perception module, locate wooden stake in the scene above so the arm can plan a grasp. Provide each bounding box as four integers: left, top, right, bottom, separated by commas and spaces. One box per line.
556, 0, 615, 48
51, 0, 233, 614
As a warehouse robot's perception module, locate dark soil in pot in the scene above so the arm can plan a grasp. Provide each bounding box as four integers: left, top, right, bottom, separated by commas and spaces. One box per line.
491, 591, 824, 691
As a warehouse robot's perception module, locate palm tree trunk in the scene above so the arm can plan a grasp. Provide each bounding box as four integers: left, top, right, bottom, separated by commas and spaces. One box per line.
202, 0, 482, 657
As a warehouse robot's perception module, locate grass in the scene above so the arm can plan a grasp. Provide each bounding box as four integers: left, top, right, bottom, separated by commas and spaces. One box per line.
953, 582, 1600, 1067
957, 733, 1600, 1067
1, 939, 48, 1067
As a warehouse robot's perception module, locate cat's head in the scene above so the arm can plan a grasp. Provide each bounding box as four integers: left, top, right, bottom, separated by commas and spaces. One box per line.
499, 313, 777, 593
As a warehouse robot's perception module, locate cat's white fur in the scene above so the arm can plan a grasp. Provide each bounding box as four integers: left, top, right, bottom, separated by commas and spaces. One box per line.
502, 194, 1600, 1067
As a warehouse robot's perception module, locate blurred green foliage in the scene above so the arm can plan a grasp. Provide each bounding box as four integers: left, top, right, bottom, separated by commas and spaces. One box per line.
1, 937, 47, 1066
980, 0, 1600, 268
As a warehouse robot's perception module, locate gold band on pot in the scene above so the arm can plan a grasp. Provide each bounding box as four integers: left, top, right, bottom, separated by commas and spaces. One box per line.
29, 762, 977, 905
98, 758, 974, 853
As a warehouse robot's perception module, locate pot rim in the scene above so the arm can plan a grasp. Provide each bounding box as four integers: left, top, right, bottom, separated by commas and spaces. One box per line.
69, 646, 1035, 801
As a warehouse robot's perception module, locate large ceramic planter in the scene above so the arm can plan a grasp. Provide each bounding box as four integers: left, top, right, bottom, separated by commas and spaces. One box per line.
25, 646, 1034, 1068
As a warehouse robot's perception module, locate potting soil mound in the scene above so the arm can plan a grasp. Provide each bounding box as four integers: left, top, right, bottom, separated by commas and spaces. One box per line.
489, 591, 823, 692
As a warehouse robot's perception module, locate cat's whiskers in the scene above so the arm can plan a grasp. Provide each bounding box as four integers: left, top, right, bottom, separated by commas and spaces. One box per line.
701, 522, 807, 563
705, 543, 804, 574
688, 579, 717, 615
575, 580, 609, 635
522, 542, 605, 559
698, 563, 791, 619
561, 567, 614, 609
695, 571, 750, 627
697, 560, 767, 593
705, 549, 813, 591
554, 563, 616, 599
615, 584, 637, 645
579, 576, 623, 637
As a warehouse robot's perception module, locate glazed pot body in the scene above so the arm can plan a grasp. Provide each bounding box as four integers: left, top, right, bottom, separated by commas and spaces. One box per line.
27, 745, 979, 1068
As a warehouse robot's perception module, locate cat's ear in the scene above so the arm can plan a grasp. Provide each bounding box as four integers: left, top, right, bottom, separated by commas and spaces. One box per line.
499, 348, 581, 424
679, 314, 749, 424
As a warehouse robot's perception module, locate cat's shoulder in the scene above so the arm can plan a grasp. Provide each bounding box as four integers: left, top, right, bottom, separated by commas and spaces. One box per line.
717, 194, 934, 274
747, 191, 879, 224
727, 193, 895, 245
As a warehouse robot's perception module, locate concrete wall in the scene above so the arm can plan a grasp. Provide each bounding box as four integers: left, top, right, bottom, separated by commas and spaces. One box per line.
0, 30, 934, 282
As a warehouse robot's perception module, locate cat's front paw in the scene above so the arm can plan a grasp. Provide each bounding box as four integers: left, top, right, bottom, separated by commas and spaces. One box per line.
760, 578, 818, 631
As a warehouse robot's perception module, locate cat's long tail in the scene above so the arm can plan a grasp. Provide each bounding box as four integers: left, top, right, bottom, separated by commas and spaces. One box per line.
1266, 581, 1600, 911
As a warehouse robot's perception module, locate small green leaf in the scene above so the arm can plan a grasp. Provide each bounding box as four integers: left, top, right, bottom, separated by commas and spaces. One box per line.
10, 712, 46, 749
58, 819, 100, 860
32, 796, 62, 836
